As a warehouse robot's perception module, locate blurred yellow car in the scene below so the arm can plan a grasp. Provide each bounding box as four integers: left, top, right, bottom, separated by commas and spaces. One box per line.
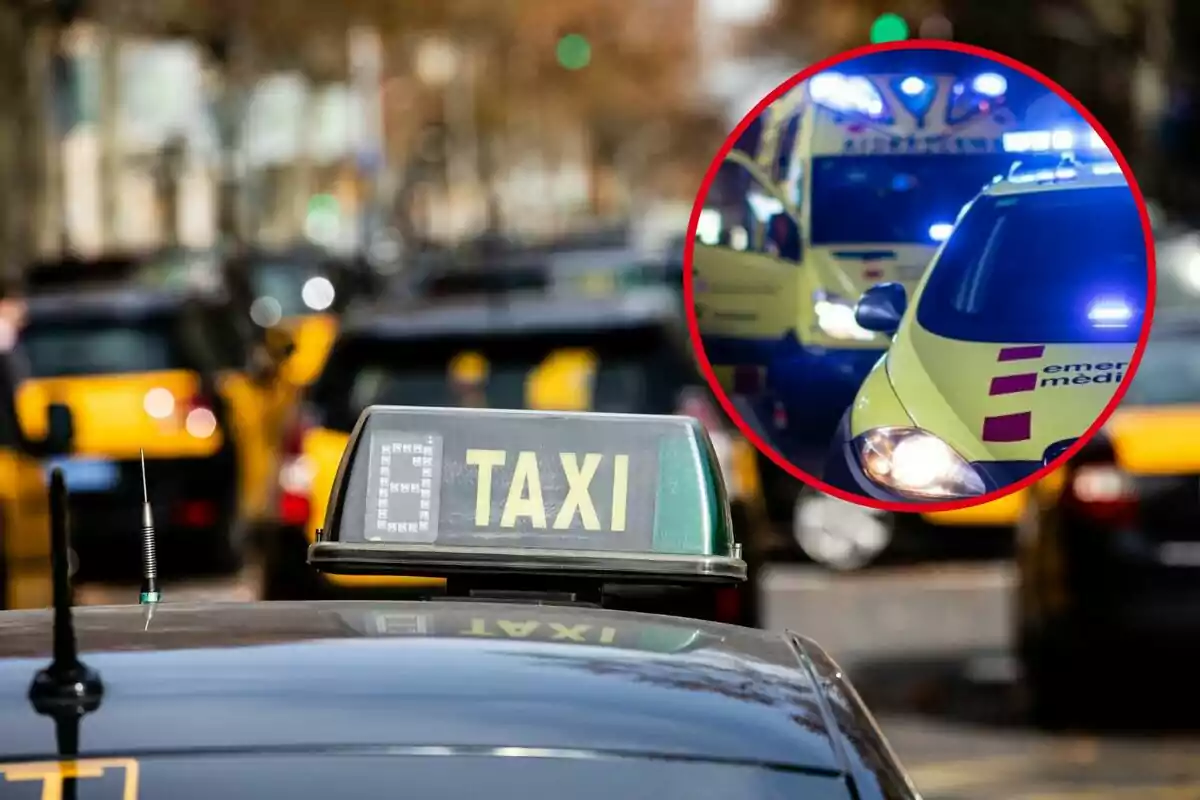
15, 281, 295, 574
263, 288, 768, 626
0, 331, 73, 610
141, 246, 349, 389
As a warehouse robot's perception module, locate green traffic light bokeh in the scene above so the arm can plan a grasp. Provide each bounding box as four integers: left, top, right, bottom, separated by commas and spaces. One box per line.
556, 34, 592, 70
870, 13, 910, 43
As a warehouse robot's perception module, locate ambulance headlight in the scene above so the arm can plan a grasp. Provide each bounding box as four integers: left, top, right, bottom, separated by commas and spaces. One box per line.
814, 292, 875, 342
858, 427, 986, 500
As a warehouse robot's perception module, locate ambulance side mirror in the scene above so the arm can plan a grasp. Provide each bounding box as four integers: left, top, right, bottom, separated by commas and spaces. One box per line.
44, 403, 74, 456
855, 282, 907, 335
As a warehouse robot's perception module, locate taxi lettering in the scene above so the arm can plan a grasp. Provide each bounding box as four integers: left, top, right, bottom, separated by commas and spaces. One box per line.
1040, 361, 1128, 388
841, 135, 1001, 155
460, 618, 618, 644
0, 758, 140, 800
465, 449, 629, 531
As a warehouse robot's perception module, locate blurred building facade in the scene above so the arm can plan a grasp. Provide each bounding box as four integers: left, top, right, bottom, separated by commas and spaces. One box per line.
0, 0, 732, 280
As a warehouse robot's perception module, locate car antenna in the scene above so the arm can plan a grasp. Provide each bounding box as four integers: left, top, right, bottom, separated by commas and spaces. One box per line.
29, 468, 103, 754
139, 449, 161, 608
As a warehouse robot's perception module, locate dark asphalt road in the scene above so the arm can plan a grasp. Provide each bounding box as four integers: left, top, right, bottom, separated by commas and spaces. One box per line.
77, 562, 1200, 799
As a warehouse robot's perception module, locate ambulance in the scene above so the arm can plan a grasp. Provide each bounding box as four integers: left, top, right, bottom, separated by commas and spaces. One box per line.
694, 51, 1038, 440
825, 143, 1146, 506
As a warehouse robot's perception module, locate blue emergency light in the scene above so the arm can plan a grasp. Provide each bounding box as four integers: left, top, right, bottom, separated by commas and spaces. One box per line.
1002, 128, 1108, 155
971, 73, 1007, 98
1087, 297, 1134, 328
928, 223, 953, 242
809, 72, 886, 117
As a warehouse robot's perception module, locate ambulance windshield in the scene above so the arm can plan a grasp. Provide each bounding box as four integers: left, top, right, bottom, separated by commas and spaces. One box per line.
916, 185, 1148, 344
810, 154, 1014, 245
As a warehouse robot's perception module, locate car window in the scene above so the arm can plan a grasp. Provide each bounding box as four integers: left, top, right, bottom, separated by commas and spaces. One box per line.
916, 185, 1148, 344
178, 302, 247, 372
1121, 336, 1200, 406
698, 161, 798, 261
809, 154, 1013, 246
249, 260, 334, 318
20, 316, 186, 378
311, 325, 700, 433
29, 753, 851, 800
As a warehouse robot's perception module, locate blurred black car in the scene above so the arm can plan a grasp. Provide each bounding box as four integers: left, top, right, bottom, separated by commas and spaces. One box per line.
1015, 308, 1200, 726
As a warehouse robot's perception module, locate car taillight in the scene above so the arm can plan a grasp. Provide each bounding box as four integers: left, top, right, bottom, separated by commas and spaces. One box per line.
181, 394, 219, 439
771, 400, 788, 431
1064, 463, 1138, 526
172, 499, 217, 528
715, 587, 742, 626
278, 408, 315, 528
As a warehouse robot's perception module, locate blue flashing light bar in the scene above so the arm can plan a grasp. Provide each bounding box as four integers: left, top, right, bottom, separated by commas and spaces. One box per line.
1087, 297, 1134, 328
1002, 128, 1108, 154
809, 72, 886, 117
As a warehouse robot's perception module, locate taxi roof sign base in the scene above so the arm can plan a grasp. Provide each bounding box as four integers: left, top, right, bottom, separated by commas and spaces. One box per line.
308, 542, 748, 585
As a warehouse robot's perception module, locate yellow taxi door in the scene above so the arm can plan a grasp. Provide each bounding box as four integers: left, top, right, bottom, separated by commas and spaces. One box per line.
0, 377, 50, 609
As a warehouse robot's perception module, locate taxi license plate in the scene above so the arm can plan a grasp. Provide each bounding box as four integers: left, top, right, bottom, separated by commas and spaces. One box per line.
44, 457, 120, 492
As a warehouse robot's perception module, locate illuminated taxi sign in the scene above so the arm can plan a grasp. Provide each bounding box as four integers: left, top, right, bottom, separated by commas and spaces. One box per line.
311, 406, 744, 583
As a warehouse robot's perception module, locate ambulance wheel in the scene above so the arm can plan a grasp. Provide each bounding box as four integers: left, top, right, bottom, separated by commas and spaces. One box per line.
793, 489, 891, 571
261, 526, 326, 601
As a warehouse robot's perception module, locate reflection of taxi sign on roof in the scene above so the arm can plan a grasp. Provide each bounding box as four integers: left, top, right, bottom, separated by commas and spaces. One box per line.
310, 406, 746, 585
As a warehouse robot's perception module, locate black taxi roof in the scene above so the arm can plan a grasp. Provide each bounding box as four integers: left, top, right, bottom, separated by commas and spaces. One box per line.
341, 288, 681, 340
0, 601, 851, 774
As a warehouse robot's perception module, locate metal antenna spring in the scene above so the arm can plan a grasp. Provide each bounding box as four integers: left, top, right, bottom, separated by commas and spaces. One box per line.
139, 449, 161, 604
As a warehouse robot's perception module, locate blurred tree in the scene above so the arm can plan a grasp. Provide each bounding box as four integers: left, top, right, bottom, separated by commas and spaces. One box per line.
739, 0, 942, 60
0, 4, 47, 284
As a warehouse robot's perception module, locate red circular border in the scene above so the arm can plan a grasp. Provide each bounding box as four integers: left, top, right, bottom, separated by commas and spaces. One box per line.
682, 39, 1159, 514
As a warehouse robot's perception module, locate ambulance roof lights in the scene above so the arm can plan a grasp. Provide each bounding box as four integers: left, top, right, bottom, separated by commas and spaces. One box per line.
1002, 128, 1109, 155
310, 406, 746, 586
809, 72, 887, 117
899, 76, 926, 96
1004, 161, 1120, 185
1087, 296, 1134, 328
971, 72, 1007, 98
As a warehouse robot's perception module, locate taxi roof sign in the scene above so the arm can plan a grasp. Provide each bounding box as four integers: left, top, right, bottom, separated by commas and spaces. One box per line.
309, 406, 746, 585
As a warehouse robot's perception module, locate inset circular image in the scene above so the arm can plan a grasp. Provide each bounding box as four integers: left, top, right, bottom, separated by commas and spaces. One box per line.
687, 41, 1155, 512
